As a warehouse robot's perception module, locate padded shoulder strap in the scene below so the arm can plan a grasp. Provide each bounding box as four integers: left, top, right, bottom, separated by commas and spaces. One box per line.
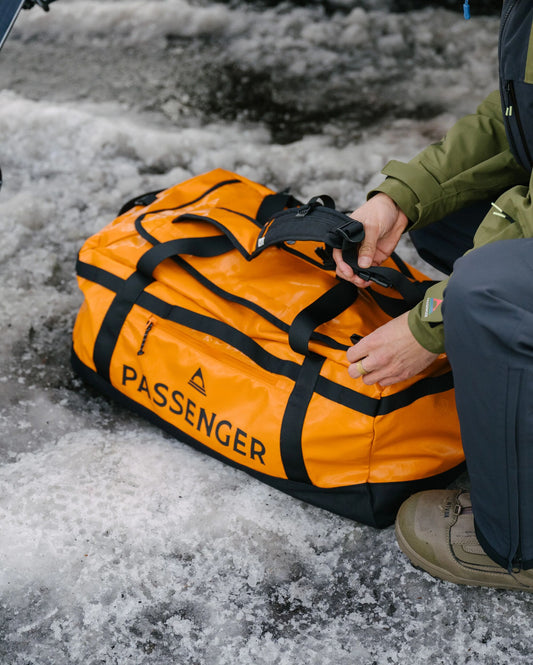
255, 199, 358, 252
254, 202, 430, 307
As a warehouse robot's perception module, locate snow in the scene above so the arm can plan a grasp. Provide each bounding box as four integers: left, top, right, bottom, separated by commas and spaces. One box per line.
1, 1, 532, 663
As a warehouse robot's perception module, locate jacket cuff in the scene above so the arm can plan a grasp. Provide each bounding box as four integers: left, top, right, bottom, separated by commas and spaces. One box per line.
368, 159, 443, 227
368, 177, 420, 225
408, 303, 446, 354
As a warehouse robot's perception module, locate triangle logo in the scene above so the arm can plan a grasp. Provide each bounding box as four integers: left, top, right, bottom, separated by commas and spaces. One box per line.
188, 367, 206, 396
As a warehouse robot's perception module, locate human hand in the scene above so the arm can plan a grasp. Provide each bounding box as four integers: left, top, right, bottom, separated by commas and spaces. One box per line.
347, 312, 438, 386
333, 193, 409, 288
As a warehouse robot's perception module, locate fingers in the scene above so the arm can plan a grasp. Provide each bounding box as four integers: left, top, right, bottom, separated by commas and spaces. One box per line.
347, 350, 382, 384
346, 314, 440, 386
332, 248, 354, 280
347, 340, 374, 380
347, 338, 369, 365
347, 328, 400, 384
356, 222, 380, 269
332, 248, 373, 288
336, 213, 381, 287
348, 356, 371, 379
348, 353, 407, 386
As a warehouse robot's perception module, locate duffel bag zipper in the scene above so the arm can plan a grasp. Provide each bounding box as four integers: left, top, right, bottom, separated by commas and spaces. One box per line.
135, 315, 282, 387
137, 319, 155, 356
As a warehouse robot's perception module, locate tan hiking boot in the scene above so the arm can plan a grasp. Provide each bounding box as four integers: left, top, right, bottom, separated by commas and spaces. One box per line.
395, 489, 533, 591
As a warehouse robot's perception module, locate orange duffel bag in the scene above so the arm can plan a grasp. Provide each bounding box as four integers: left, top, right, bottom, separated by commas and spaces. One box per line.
71, 168, 464, 527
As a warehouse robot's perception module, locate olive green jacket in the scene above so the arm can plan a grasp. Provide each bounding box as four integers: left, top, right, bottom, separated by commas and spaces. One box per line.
370, 91, 531, 353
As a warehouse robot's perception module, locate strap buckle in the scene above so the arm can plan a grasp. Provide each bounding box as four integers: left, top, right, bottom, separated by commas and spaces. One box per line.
355, 269, 392, 289
335, 218, 364, 246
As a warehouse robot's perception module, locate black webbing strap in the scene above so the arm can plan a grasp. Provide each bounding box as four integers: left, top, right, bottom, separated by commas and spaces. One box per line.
255, 191, 302, 225
353, 265, 431, 307
93, 235, 235, 381
118, 190, 162, 217
289, 280, 359, 356
283, 275, 359, 482
364, 288, 416, 319
279, 353, 326, 483
137, 235, 233, 277
76, 258, 125, 293
93, 271, 154, 381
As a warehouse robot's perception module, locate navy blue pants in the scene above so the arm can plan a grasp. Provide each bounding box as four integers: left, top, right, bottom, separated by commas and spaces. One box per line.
410, 203, 533, 570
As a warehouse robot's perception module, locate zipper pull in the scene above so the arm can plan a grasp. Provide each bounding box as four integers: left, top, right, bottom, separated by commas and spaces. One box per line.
137, 319, 155, 355
490, 202, 516, 223
504, 81, 513, 116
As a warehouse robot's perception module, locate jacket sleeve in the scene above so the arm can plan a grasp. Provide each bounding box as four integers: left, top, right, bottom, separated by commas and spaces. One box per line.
367, 91, 530, 353
371, 91, 529, 230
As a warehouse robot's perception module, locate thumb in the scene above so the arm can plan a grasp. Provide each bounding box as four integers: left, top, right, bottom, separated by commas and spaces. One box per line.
357, 226, 379, 268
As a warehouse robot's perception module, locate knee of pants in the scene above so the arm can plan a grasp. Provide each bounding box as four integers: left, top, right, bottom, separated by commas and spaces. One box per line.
443, 242, 515, 325
444, 239, 533, 365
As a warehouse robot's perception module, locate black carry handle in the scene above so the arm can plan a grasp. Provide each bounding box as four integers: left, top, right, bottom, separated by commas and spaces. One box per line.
288, 280, 359, 356
256, 191, 303, 225
255, 199, 368, 278
136, 235, 233, 277
255, 197, 357, 254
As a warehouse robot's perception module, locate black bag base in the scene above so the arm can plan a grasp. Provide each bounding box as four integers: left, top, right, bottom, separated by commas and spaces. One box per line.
72, 348, 466, 528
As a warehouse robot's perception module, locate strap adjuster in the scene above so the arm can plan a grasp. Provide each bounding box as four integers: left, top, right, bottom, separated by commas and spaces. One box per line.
355, 269, 392, 289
